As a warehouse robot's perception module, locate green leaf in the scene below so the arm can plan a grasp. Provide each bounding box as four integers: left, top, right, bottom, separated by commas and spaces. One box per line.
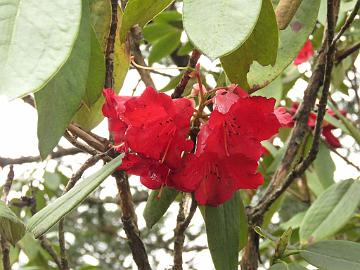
300, 240, 360, 270
35, 1, 91, 159
0, 201, 25, 245
143, 187, 179, 229
27, 155, 123, 238
280, 211, 306, 230
0, 0, 82, 100
43, 171, 62, 192
269, 263, 307, 270
143, 23, 179, 43
203, 192, 247, 270
73, 9, 130, 131
300, 179, 360, 243
183, 0, 262, 59
305, 142, 335, 196
120, 0, 174, 42
82, 28, 106, 107
252, 77, 283, 106
148, 31, 181, 65
89, 0, 111, 49
221, 0, 278, 88
246, 0, 320, 90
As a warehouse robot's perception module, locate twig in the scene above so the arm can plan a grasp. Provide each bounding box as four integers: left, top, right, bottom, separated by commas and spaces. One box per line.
0, 148, 82, 167
67, 124, 109, 153
0, 167, 15, 270
324, 140, 360, 171
63, 131, 102, 157
335, 41, 360, 64
39, 236, 62, 269
332, 0, 360, 46
171, 50, 201, 99
114, 171, 152, 270
104, 0, 118, 88
130, 26, 155, 88
172, 194, 197, 270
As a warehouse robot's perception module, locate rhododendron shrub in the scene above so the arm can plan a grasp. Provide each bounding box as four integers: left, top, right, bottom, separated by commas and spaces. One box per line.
103, 85, 292, 206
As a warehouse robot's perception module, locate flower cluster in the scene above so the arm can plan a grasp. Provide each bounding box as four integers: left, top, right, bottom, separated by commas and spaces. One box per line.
103, 85, 291, 206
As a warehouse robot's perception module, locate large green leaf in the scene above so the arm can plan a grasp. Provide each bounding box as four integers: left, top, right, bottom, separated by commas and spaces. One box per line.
246, 0, 320, 90
73, 9, 130, 131
221, 0, 278, 89
203, 192, 247, 270
300, 179, 360, 243
0, 0, 82, 100
305, 142, 335, 196
27, 155, 123, 238
183, 0, 262, 59
120, 0, 174, 42
89, 0, 111, 49
82, 28, 106, 107
0, 201, 25, 245
143, 187, 179, 229
148, 31, 181, 65
35, 1, 91, 159
300, 240, 360, 270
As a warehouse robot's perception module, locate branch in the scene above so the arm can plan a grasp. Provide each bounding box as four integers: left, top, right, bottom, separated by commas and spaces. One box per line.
39, 236, 62, 269
171, 50, 201, 99
0, 148, 82, 167
335, 41, 360, 64
130, 26, 155, 88
114, 171, 152, 270
172, 194, 197, 270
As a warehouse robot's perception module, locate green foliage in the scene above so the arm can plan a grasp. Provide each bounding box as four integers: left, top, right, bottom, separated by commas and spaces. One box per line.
143, 187, 179, 228
35, 1, 91, 159
221, 0, 279, 89
300, 240, 360, 270
0, 201, 26, 245
0, 0, 82, 100
27, 155, 123, 238
183, 0, 262, 59
120, 0, 174, 42
202, 192, 247, 270
300, 179, 360, 243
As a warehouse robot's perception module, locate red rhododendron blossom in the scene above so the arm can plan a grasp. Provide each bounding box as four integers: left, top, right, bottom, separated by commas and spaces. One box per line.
171, 153, 263, 206
290, 102, 343, 148
103, 87, 194, 189
171, 87, 286, 205
123, 87, 194, 168
102, 88, 133, 147
294, 40, 314, 65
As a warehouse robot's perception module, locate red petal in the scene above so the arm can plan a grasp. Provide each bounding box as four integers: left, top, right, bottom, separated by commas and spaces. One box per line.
322, 127, 341, 148
274, 107, 294, 127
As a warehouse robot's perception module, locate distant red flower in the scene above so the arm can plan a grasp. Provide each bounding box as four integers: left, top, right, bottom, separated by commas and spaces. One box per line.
294, 40, 314, 65
290, 102, 343, 148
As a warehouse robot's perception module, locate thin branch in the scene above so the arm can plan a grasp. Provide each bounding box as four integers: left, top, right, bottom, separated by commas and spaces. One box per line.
114, 171, 152, 270
39, 236, 62, 269
335, 41, 360, 64
0, 148, 82, 167
324, 140, 360, 171
171, 50, 201, 99
172, 195, 197, 270
332, 0, 360, 46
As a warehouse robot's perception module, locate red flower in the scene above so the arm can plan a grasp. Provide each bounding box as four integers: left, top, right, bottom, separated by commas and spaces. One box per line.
171, 153, 263, 206
123, 87, 194, 168
171, 87, 285, 205
102, 89, 133, 147
294, 40, 314, 65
